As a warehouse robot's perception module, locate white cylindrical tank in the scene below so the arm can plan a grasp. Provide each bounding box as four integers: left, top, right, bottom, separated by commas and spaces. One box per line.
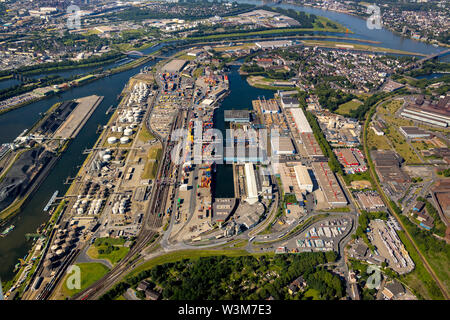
124, 128, 133, 136
117, 126, 123, 132
120, 137, 130, 144
107, 137, 118, 144
103, 154, 112, 162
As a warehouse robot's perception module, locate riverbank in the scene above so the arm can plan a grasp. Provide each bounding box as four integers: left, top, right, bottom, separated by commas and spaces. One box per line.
283, 0, 450, 49
0, 96, 103, 226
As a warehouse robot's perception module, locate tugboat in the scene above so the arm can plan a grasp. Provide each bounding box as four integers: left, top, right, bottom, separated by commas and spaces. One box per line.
0, 225, 15, 237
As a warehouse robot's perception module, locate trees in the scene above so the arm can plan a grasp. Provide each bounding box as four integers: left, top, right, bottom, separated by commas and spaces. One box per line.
315, 85, 355, 112
304, 110, 343, 175
101, 253, 345, 300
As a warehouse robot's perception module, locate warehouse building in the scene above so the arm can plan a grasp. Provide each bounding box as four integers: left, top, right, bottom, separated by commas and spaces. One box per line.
300, 132, 324, 157
335, 148, 359, 166
355, 192, 385, 211
312, 162, 348, 207
399, 126, 432, 140
280, 96, 300, 109
271, 136, 296, 155
276, 162, 314, 198
224, 110, 250, 123
400, 97, 450, 127
290, 108, 312, 133
260, 173, 273, 200
244, 163, 259, 204
212, 198, 237, 225
260, 99, 280, 114
255, 40, 293, 49
294, 165, 313, 193
162, 59, 188, 73
224, 145, 267, 163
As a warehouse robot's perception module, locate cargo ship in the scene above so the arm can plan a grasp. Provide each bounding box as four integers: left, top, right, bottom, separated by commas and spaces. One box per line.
1, 225, 15, 237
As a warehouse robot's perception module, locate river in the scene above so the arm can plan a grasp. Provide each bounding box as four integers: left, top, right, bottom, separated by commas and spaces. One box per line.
0, 2, 448, 282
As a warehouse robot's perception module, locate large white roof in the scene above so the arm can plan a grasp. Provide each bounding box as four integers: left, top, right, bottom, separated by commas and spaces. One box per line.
290, 108, 313, 133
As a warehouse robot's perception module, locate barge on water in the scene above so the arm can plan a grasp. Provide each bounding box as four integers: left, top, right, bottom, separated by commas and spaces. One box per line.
1, 225, 15, 237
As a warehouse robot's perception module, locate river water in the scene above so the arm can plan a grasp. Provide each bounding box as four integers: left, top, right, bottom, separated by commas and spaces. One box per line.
0, 3, 448, 282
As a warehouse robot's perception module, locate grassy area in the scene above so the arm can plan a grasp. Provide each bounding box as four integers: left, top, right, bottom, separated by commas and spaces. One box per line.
141, 145, 162, 179
82, 29, 101, 36
177, 54, 196, 61
301, 40, 426, 56
61, 263, 110, 298
396, 230, 444, 300
246, 75, 295, 91
367, 127, 391, 150
188, 26, 349, 41
193, 67, 203, 78
304, 288, 321, 300
385, 128, 421, 164
87, 237, 130, 265
375, 100, 422, 163
336, 99, 362, 115
138, 125, 155, 142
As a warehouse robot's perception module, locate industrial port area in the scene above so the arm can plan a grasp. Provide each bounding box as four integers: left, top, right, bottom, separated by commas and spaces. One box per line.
1, 46, 361, 301
1, 36, 449, 304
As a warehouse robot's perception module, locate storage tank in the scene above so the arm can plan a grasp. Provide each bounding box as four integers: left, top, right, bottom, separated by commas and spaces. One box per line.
117, 126, 123, 132
120, 137, 130, 144
103, 154, 112, 162
107, 137, 118, 144
124, 128, 133, 136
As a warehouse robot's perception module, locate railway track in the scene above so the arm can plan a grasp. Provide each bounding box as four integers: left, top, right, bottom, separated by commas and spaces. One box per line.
71, 110, 184, 300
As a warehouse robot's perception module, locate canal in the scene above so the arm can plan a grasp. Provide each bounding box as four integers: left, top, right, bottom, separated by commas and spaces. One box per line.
213, 65, 274, 198
0, 3, 448, 282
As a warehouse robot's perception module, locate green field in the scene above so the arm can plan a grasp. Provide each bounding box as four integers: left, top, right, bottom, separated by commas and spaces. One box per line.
366, 128, 391, 151
188, 25, 348, 41
138, 125, 155, 142
304, 288, 321, 300
336, 99, 362, 115
61, 263, 110, 298
397, 230, 444, 300
141, 145, 162, 179
87, 237, 130, 265
177, 54, 196, 61
193, 67, 204, 78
